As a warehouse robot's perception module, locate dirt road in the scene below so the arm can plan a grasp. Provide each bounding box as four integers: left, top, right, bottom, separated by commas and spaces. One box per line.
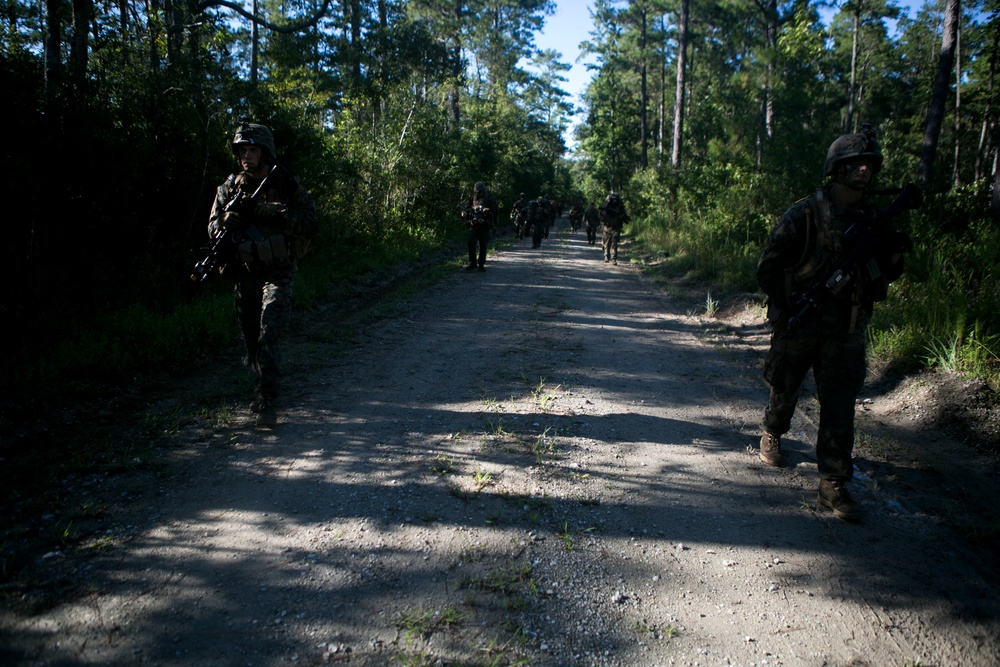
3, 220, 999, 666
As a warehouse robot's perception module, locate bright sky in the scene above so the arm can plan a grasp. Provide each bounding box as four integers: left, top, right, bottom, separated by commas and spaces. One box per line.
532, 0, 932, 153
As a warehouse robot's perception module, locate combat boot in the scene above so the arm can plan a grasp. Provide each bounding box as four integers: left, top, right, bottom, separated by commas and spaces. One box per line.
817, 479, 863, 522
759, 432, 782, 466
254, 398, 278, 428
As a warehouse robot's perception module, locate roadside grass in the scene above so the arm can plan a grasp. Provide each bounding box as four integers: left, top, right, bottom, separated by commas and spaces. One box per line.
473, 468, 494, 491
633, 618, 678, 640
428, 454, 456, 476
477, 414, 561, 465
483, 416, 512, 438
704, 289, 719, 317
556, 521, 574, 551
458, 561, 538, 611
531, 428, 558, 464
393, 602, 533, 667
395, 606, 466, 643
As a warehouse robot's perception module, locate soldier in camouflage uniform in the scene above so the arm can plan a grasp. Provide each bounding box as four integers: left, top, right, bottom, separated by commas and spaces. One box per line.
599, 193, 630, 264
208, 121, 318, 427
510, 192, 529, 239
568, 204, 583, 232
583, 202, 599, 246
462, 182, 498, 271
756, 126, 912, 521
523, 197, 547, 248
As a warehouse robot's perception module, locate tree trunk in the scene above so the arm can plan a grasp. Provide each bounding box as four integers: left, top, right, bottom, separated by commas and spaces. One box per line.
952, 22, 961, 188
763, 0, 776, 140
350, 0, 362, 88
449, 0, 462, 125
992, 150, 1000, 222
917, 0, 960, 187
251, 0, 259, 88
44, 0, 65, 115
69, 0, 91, 97
657, 15, 666, 162
165, 0, 184, 70
638, 4, 648, 170
846, 0, 861, 133
670, 0, 689, 170
148, 0, 160, 72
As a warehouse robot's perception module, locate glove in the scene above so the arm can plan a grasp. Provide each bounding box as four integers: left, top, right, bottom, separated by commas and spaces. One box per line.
255, 201, 286, 218
221, 211, 246, 230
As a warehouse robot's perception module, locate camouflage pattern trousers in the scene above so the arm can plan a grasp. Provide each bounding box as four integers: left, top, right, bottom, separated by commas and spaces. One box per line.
531, 221, 544, 248
586, 224, 598, 245
467, 225, 490, 267
762, 315, 868, 482
603, 225, 622, 260
235, 267, 296, 401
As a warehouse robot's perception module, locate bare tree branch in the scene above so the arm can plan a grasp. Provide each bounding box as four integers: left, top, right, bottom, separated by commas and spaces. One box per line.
198, 0, 333, 34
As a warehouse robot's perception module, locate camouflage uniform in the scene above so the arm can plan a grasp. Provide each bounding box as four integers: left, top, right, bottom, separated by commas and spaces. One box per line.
583, 203, 599, 246
599, 194, 630, 263
568, 205, 583, 232
757, 127, 911, 519
208, 122, 317, 422
526, 197, 547, 248
510, 194, 528, 239
757, 191, 878, 481
464, 182, 497, 270
546, 197, 557, 238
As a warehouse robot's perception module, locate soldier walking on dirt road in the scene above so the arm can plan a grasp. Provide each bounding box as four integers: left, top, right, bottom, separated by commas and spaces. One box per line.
755, 125, 914, 521
599, 193, 630, 264
208, 120, 318, 427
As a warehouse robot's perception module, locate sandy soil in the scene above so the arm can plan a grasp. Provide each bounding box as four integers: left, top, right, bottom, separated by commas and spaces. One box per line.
2, 219, 998, 666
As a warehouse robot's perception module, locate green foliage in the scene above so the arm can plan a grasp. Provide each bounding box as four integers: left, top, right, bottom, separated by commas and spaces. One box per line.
577, 0, 999, 390
0, 0, 573, 404
629, 163, 770, 292
867, 181, 1000, 386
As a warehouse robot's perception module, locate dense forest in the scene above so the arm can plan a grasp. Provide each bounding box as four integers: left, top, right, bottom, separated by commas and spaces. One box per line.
1, 0, 998, 401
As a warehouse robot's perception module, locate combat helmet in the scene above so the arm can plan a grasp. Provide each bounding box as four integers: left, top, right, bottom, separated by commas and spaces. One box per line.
232, 120, 277, 162
474, 181, 487, 193
824, 123, 882, 177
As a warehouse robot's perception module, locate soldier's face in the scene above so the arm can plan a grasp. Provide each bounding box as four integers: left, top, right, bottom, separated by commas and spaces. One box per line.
238, 145, 265, 175
841, 157, 876, 189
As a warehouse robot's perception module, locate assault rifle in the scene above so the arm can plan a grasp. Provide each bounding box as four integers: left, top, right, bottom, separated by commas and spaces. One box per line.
457, 203, 490, 229
787, 183, 922, 332
189, 165, 279, 282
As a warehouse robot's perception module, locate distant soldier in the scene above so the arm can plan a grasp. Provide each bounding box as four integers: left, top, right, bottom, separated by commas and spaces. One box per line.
568, 204, 583, 232
524, 196, 548, 248
583, 202, 599, 246
208, 120, 318, 427
547, 196, 558, 238
461, 181, 498, 271
599, 193, 630, 264
510, 192, 529, 239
